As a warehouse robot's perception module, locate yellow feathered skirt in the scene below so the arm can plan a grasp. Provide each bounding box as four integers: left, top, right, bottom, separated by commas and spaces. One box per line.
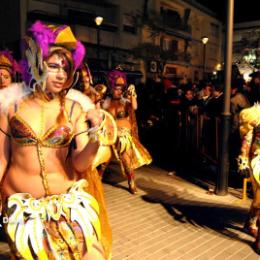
3, 179, 104, 260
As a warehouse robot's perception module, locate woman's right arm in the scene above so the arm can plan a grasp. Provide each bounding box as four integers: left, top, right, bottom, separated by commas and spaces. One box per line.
0, 112, 11, 183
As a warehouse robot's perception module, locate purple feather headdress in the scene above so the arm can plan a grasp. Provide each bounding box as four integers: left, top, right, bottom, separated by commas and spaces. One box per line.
0, 50, 22, 75
28, 21, 85, 70
21, 20, 86, 89
108, 69, 127, 90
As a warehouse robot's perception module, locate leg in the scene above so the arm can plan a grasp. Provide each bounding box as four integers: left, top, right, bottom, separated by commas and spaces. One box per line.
121, 150, 137, 194
82, 237, 105, 260
98, 162, 109, 178
244, 203, 257, 237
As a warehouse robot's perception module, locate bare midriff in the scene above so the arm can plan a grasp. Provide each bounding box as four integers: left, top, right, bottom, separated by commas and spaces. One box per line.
2, 143, 76, 199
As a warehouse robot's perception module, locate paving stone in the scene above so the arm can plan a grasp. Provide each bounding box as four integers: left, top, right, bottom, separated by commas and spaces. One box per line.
0, 165, 259, 259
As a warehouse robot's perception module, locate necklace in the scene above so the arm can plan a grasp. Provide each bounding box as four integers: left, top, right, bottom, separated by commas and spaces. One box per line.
35, 98, 51, 196
39, 102, 45, 137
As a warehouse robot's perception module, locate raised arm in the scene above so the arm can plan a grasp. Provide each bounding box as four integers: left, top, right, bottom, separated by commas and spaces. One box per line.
70, 104, 103, 173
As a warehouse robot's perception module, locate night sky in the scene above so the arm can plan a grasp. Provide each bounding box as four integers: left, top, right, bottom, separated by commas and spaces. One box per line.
196, 0, 259, 23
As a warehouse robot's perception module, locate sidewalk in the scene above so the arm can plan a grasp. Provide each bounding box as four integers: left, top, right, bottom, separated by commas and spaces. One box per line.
105, 164, 257, 260
0, 164, 258, 259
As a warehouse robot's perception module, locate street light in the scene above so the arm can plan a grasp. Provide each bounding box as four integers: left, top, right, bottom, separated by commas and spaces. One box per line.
201, 36, 209, 79
95, 16, 103, 71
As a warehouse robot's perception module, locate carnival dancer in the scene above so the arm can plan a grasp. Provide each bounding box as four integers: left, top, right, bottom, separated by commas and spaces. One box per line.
101, 69, 152, 194
0, 50, 21, 89
0, 21, 111, 259
238, 103, 260, 254
75, 63, 98, 102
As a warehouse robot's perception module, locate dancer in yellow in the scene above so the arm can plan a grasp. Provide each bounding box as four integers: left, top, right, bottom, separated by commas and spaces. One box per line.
0, 21, 110, 259
101, 69, 152, 194
238, 103, 260, 254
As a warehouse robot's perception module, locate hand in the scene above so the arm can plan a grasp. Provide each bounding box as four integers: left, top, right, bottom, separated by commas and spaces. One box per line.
238, 168, 250, 178
86, 109, 104, 128
126, 84, 137, 98
237, 155, 250, 178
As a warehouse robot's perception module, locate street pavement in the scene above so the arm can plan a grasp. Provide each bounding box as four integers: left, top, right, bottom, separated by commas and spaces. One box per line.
0, 164, 259, 259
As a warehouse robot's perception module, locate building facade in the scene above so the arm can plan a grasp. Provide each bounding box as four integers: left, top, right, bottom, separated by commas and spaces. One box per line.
1, 0, 223, 83
142, 0, 223, 82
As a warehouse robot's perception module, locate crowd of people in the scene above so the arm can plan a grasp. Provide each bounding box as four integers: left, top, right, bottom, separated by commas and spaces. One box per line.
135, 74, 260, 170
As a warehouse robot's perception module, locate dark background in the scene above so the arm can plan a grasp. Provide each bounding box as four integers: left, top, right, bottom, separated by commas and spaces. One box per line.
196, 0, 259, 23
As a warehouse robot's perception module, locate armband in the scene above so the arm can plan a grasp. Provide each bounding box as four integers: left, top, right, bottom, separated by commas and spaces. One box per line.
237, 155, 250, 171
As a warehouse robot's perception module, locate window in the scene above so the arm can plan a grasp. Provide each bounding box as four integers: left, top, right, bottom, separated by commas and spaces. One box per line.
171, 40, 178, 53
123, 14, 136, 34
210, 23, 219, 38
160, 37, 178, 52
165, 66, 177, 75
160, 7, 181, 27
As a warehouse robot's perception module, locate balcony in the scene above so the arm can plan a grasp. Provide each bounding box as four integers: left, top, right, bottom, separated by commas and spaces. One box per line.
160, 8, 191, 34
68, 10, 118, 32
27, 0, 118, 31
27, 10, 67, 24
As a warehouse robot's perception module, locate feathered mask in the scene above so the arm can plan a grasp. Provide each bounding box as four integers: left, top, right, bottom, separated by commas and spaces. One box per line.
0, 51, 22, 76
108, 69, 127, 91
21, 20, 85, 91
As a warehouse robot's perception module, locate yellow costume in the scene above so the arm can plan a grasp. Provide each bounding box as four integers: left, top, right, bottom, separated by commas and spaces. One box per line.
0, 21, 113, 259
3, 180, 101, 260
238, 103, 260, 252
100, 69, 152, 194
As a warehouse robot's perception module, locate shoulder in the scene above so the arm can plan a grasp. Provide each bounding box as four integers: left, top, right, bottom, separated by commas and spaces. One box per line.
66, 88, 95, 112
65, 98, 84, 122
239, 104, 260, 126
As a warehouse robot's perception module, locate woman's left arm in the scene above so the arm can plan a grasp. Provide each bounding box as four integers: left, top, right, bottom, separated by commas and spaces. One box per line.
71, 105, 103, 173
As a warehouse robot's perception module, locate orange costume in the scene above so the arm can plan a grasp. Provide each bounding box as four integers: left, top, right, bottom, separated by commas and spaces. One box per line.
0, 21, 112, 259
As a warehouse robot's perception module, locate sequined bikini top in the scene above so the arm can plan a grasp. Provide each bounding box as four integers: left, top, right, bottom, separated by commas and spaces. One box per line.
116, 110, 129, 119
8, 101, 76, 148
9, 115, 74, 147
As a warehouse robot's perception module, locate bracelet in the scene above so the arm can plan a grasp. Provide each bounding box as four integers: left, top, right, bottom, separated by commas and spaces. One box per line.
237, 155, 250, 171
88, 114, 106, 144
88, 127, 102, 143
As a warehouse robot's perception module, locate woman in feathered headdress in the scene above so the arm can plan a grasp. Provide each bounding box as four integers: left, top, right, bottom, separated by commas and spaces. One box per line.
0, 21, 112, 259
0, 51, 21, 89
100, 69, 152, 194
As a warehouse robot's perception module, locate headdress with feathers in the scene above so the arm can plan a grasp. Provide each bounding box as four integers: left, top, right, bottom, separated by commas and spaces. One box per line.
0, 51, 22, 79
20, 20, 85, 92
107, 69, 127, 91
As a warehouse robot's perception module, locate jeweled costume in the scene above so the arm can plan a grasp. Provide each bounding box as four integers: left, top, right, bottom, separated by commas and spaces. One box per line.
101, 70, 152, 194
0, 21, 112, 259
238, 103, 260, 252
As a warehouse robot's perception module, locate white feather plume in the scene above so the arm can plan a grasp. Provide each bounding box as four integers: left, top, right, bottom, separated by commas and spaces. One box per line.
66, 88, 95, 112
0, 83, 32, 113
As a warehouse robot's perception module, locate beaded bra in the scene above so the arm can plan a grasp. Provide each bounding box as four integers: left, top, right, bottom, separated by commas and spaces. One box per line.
7, 100, 76, 195
9, 114, 74, 147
